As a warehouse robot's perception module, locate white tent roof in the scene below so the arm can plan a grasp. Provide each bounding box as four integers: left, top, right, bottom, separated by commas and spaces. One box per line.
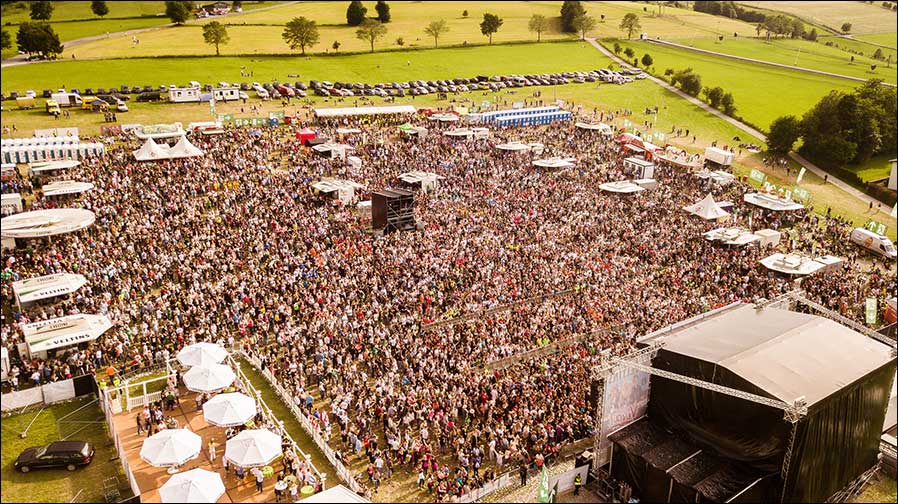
12, 273, 88, 305
532, 157, 576, 169
443, 128, 473, 137
336, 127, 363, 134
683, 193, 731, 220
301, 485, 371, 503
398, 171, 445, 184
760, 253, 843, 276
22, 314, 113, 354
496, 141, 531, 151
314, 105, 416, 118
29, 160, 80, 172
312, 142, 355, 154
744, 193, 804, 211
428, 113, 459, 122
168, 136, 204, 158
703, 227, 760, 246
41, 180, 95, 197
1, 208, 96, 238
133, 138, 172, 161
599, 180, 646, 194
311, 179, 365, 193
575, 122, 613, 134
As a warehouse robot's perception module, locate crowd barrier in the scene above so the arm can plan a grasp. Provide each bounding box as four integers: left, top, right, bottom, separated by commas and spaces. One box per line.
238, 350, 365, 495
1, 374, 95, 412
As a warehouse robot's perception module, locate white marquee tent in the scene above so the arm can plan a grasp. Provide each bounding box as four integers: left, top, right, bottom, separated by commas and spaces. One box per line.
683, 193, 731, 220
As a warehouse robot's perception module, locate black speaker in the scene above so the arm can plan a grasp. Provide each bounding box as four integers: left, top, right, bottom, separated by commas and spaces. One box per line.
372, 188, 415, 233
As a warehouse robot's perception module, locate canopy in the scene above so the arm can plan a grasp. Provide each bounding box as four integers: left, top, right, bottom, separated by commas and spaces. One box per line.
703, 227, 761, 246
168, 136, 205, 158
140, 429, 202, 467
398, 171, 445, 185
296, 128, 316, 142
183, 364, 236, 393
575, 122, 613, 135
599, 180, 646, 194
301, 484, 372, 503
133, 138, 171, 161
428, 113, 459, 122
532, 157, 575, 169
695, 170, 735, 185
12, 273, 87, 306
224, 429, 282, 468
443, 128, 473, 137
28, 160, 80, 173
1, 208, 96, 238
314, 105, 416, 118
159, 468, 226, 503
744, 193, 804, 211
203, 392, 257, 427
22, 314, 112, 355
495, 141, 531, 152
41, 181, 95, 197
760, 253, 842, 276
176, 342, 228, 368
683, 193, 731, 220
336, 127, 362, 134
133, 123, 185, 139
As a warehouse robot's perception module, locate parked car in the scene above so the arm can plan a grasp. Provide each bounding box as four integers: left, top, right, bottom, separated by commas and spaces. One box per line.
15, 441, 94, 473
136, 91, 162, 102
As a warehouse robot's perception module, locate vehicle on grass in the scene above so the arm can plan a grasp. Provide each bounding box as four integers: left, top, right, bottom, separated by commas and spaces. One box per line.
212, 87, 240, 101
42, 89, 52, 98
850, 228, 897, 260
82, 96, 109, 111
51, 92, 83, 107
16, 97, 36, 109
15, 441, 95, 473
136, 91, 162, 102
45, 100, 60, 115
25, 90, 36, 98
121, 85, 130, 94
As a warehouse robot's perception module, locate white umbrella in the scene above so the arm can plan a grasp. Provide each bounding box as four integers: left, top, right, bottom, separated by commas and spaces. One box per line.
203, 392, 257, 427
183, 364, 235, 393
159, 468, 226, 503
177, 342, 228, 368
224, 429, 282, 468
140, 429, 202, 468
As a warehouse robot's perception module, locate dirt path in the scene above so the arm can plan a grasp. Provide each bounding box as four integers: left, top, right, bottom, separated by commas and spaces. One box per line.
586, 37, 894, 220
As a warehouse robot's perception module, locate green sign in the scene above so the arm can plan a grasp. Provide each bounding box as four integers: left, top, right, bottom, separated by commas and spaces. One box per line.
866, 220, 887, 236
218, 114, 234, 123
792, 186, 811, 202
269, 111, 285, 120
654, 132, 665, 142
865, 298, 877, 325
537, 466, 551, 503
749, 169, 767, 184
234, 117, 269, 127
623, 119, 632, 128
481, 100, 491, 108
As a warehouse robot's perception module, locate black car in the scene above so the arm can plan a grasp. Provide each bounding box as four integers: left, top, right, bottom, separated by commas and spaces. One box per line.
15, 441, 94, 473
136, 91, 162, 102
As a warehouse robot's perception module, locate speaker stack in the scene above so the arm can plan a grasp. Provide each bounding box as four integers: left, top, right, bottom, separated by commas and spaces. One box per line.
372, 188, 416, 233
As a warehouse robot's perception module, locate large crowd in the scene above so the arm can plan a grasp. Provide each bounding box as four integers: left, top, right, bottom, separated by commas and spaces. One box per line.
1, 108, 894, 501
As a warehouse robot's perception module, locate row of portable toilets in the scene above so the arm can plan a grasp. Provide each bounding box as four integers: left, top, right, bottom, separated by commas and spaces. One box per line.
1, 142, 106, 164
1, 136, 81, 147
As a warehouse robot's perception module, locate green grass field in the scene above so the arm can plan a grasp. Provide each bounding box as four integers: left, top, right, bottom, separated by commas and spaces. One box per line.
0, 1, 167, 23
852, 473, 898, 503
757, 1, 898, 35
612, 38, 861, 131
854, 32, 898, 49
816, 35, 898, 62
842, 154, 896, 183
0, 398, 131, 503
669, 36, 897, 84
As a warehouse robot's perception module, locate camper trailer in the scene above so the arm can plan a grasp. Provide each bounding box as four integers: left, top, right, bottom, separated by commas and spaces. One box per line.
704, 146, 735, 167
212, 87, 240, 101
168, 86, 203, 103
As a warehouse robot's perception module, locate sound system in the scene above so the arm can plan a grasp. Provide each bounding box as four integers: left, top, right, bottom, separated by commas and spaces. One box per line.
372, 188, 415, 233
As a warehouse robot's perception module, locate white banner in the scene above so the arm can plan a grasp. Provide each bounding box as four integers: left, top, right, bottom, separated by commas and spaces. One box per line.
42, 378, 76, 404
550, 464, 590, 495
796, 167, 806, 184
0, 386, 44, 411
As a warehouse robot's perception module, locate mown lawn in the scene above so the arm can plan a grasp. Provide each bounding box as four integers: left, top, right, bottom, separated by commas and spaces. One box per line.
612, 38, 862, 131
842, 154, 895, 183
0, 397, 131, 503
854, 32, 898, 49
761, 1, 898, 35
668, 35, 896, 84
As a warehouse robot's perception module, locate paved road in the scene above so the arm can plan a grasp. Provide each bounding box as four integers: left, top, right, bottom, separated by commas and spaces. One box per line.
1, 1, 298, 69
644, 38, 896, 88
586, 38, 894, 219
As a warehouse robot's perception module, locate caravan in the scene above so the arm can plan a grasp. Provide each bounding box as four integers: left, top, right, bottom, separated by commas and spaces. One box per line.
212, 87, 240, 101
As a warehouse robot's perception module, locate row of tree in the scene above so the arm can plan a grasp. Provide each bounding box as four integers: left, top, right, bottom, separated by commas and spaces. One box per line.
19, 1, 109, 21
767, 80, 897, 168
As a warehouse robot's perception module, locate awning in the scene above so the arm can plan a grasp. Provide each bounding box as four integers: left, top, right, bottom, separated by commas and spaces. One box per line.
1, 208, 96, 238
23, 314, 113, 354
41, 180, 95, 197
314, 105, 416, 118
12, 273, 87, 305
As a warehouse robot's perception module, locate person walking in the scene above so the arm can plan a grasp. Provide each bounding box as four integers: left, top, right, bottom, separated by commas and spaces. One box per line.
574, 473, 582, 495
519, 464, 528, 487
208, 439, 218, 465
253, 467, 265, 493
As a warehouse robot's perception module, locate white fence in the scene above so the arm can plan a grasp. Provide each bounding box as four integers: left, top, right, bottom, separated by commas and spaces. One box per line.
126, 390, 162, 410
1, 378, 77, 412
239, 350, 364, 495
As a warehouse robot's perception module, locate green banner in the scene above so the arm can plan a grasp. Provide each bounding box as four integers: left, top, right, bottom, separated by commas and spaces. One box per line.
537, 466, 551, 503
218, 114, 234, 123
792, 186, 811, 202
865, 298, 877, 325
654, 132, 665, 142
234, 117, 270, 127
269, 111, 285, 120
749, 169, 767, 184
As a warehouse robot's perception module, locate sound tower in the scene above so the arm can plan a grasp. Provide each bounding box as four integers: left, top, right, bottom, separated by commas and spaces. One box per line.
372, 188, 416, 233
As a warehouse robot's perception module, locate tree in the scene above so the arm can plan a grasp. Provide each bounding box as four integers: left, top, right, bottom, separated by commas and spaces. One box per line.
1, 30, 10, 51
332, 40, 341, 52
613, 41, 622, 54
374, 0, 390, 22
670, 68, 702, 96
623, 47, 634, 58
424, 19, 449, 48
233, 1, 242, 9
346, 1, 367, 26
165, 1, 192, 25
30, 1, 52, 20
560, 1, 586, 33
767, 115, 802, 155
283, 16, 319, 55
641, 53, 653, 67
480, 13, 503, 44
16, 21, 62, 58
805, 28, 818, 41
356, 18, 386, 52
528, 14, 549, 42
873, 48, 883, 60
788, 19, 804, 38
395, 37, 404, 46
600, 14, 605, 22
841, 22, 852, 33
91, 1, 109, 17
572, 13, 596, 40
619, 13, 641, 39
703, 86, 724, 108
202, 21, 229, 55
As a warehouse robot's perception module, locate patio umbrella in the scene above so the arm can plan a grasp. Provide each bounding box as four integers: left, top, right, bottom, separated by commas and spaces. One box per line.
203, 392, 257, 427
159, 468, 226, 503
224, 429, 282, 468
177, 342, 228, 368
183, 364, 235, 393
139, 429, 202, 468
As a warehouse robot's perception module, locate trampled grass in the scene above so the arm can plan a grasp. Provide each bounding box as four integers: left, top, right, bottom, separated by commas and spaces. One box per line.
0, 397, 130, 503
612, 38, 861, 131
668, 36, 897, 84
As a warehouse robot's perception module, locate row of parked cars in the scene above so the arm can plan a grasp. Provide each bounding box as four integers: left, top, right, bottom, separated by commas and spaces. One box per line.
2, 67, 648, 103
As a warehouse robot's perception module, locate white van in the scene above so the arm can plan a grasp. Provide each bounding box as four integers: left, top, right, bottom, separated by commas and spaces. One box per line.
850, 228, 897, 260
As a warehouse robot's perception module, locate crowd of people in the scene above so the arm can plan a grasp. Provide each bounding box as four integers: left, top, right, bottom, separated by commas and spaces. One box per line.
1, 106, 894, 501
